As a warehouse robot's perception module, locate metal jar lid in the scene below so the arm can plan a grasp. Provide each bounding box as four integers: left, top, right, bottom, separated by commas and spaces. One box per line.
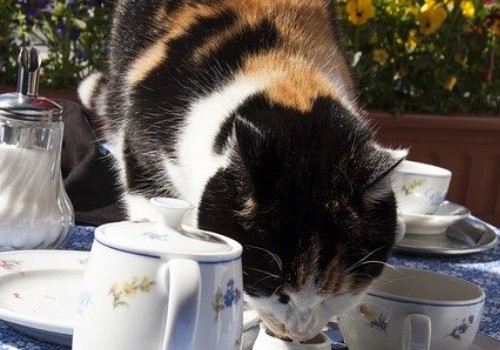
0, 47, 62, 122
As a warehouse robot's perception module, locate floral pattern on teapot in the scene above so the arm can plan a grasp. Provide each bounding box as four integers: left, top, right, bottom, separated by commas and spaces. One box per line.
212, 279, 242, 321
109, 276, 157, 308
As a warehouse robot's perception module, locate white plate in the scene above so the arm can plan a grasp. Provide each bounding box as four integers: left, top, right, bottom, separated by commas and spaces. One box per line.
0, 250, 260, 346
401, 201, 471, 234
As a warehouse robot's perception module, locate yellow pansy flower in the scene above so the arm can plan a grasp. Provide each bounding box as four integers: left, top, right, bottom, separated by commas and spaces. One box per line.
407, 5, 420, 16
422, 0, 437, 10
405, 30, 418, 53
443, 75, 458, 91
346, 0, 376, 25
460, 1, 475, 18
445, 0, 455, 11
373, 48, 389, 64
491, 18, 500, 37
418, 3, 448, 35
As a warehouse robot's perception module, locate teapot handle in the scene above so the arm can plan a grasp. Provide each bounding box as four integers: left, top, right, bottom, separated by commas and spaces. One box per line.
160, 259, 201, 350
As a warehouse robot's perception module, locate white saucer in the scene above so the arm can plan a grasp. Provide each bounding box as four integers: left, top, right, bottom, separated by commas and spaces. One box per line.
0, 250, 260, 346
401, 201, 471, 234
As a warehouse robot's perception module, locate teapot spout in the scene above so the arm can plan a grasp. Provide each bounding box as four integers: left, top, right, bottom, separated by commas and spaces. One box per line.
150, 197, 194, 229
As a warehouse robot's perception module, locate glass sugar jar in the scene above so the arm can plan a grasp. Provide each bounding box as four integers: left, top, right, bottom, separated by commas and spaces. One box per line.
0, 47, 74, 250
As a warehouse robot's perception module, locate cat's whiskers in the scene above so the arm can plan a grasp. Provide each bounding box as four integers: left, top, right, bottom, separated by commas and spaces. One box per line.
245, 245, 283, 271
348, 272, 377, 282
348, 260, 401, 273
254, 275, 280, 285
341, 246, 386, 275
245, 266, 281, 280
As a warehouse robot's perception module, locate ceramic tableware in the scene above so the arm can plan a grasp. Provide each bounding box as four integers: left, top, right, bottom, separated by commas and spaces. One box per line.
392, 160, 452, 215
393, 217, 498, 256
72, 197, 243, 350
0, 250, 263, 347
338, 266, 485, 350
252, 324, 331, 350
401, 201, 471, 235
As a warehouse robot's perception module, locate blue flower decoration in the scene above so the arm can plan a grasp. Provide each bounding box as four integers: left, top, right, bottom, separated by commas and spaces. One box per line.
213, 279, 242, 321
223, 279, 242, 308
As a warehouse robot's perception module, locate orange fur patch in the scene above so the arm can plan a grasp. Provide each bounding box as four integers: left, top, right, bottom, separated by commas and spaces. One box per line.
127, 0, 354, 102
127, 4, 220, 85
241, 51, 339, 113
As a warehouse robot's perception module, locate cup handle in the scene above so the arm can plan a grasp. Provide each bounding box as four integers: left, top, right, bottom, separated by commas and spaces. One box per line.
160, 259, 201, 350
402, 314, 431, 350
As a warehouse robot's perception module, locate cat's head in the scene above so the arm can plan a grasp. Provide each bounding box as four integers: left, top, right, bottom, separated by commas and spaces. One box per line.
198, 94, 406, 341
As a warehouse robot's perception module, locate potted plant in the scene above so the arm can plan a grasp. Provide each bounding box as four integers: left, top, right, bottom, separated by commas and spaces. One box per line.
338, 0, 499, 225
0, 0, 111, 99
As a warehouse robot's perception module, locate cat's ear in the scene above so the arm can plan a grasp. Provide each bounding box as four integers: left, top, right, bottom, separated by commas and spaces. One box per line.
234, 116, 281, 200
362, 144, 408, 205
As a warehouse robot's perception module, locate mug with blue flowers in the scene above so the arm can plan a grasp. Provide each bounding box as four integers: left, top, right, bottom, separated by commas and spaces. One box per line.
338, 266, 484, 350
73, 198, 243, 350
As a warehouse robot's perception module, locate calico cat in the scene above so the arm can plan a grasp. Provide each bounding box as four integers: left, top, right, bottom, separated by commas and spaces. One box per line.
79, 0, 406, 342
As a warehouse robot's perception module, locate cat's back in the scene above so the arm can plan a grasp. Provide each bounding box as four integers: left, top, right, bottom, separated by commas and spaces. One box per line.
100, 0, 360, 213
109, 0, 354, 99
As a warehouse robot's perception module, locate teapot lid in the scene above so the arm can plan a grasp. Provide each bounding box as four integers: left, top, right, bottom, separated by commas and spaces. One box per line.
0, 47, 62, 121
95, 198, 242, 262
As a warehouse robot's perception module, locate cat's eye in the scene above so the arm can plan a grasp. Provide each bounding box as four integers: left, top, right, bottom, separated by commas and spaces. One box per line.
278, 293, 290, 304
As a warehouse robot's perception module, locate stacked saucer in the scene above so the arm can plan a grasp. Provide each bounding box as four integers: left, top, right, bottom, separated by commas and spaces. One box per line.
391, 160, 497, 255
401, 200, 471, 235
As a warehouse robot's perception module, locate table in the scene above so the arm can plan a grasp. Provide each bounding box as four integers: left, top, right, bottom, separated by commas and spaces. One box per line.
0, 221, 498, 349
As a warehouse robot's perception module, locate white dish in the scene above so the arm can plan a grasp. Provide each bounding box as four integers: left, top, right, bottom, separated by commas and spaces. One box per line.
401, 201, 471, 234
393, 217, 498, 256
0, 250, 260, 346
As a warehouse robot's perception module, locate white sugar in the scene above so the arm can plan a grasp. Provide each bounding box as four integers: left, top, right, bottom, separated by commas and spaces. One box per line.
0, 145, 64, 249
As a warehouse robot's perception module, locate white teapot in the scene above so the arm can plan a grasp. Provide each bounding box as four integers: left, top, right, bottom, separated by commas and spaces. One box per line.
73, 197, 243, 350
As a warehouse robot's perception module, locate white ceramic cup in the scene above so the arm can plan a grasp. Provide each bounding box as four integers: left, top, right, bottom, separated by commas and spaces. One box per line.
338, 266, 485, 350
73, 198, 244, 350
252, 324, 331, 350
391, 160, 452, 215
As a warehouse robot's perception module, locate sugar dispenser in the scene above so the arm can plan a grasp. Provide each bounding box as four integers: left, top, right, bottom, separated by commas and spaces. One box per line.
0, 47, 74, 250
